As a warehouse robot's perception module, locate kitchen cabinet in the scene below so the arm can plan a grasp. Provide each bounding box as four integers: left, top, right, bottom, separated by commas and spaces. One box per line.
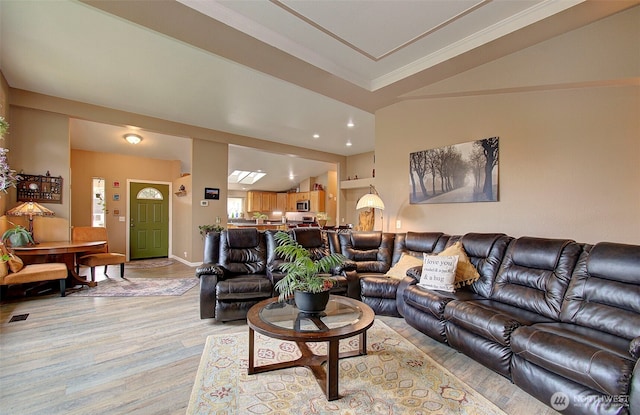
309, 190, 325, 212
262, 192, 277, 212
276, 193, 287, 212
247, 191, 279, 213
246, 191, 261, 212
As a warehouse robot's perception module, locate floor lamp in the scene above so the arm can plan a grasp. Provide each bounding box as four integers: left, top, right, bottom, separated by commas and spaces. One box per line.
356, 185, 385, 231
6, 201, 55, 243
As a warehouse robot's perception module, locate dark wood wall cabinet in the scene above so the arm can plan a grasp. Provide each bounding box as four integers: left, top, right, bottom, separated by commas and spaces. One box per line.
17, 173, 63, 203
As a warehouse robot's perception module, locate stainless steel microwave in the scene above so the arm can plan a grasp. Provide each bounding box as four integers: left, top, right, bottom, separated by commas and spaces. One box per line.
296, 200, 310, 212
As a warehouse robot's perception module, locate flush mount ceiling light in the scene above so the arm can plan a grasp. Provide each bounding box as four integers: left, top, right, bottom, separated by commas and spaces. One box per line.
124, 133, 143, 144
346, 140, 352, 147
347, 121, 355, 128
313, 134, 320, 139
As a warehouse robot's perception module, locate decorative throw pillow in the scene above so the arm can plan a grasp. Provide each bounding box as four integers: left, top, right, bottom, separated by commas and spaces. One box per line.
438, 242, 480, 288
418, 254, 459, 292
7, 254, 24, 273
385, 253, 423, 279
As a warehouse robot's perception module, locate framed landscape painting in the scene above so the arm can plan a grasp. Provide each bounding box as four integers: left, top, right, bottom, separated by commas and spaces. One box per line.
410, 137, 499, 204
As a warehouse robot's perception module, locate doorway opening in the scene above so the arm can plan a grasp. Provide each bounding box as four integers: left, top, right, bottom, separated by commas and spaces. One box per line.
91, 177, 106, 227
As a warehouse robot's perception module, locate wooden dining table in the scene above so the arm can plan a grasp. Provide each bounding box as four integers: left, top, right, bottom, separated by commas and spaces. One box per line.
13, 240, 108, 287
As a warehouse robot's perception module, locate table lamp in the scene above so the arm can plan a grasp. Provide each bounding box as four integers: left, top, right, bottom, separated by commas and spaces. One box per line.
6, 201, 55, 242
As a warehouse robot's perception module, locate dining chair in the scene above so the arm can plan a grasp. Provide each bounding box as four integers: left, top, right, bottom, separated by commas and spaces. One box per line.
72, 226, 126, 282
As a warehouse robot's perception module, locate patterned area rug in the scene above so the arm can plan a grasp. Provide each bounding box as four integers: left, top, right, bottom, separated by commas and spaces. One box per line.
187, 320, 507, 415
68, 277, 198, 297
125, 258, 175, 269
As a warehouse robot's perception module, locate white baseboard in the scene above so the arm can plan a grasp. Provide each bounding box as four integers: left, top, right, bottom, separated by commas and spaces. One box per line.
170, 255, 203, 268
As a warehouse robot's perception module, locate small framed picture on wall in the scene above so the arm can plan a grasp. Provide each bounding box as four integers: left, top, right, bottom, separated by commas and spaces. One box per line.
204, 188, 219, 200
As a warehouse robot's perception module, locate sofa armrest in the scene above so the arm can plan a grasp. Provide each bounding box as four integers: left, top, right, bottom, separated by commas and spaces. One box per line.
406, 265, 422, 280
396, 276, 419, 317
195, 263, 223, 278
199, 272, 220, 319
332, 259, 357, 274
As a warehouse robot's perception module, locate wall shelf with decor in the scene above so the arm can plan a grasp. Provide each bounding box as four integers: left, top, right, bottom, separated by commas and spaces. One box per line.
340, 177, 375, 190
16, 173, 63, 203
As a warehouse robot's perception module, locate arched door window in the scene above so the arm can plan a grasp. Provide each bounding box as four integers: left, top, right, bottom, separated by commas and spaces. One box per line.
136, 187, 164, 200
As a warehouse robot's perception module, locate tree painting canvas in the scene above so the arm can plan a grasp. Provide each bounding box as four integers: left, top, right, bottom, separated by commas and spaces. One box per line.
410, 137, 499, 204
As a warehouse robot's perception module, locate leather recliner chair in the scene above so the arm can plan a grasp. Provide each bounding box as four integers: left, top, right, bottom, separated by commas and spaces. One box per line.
359, 231, 449, 317
196, 228, 273, 321
401, 233, 511, 342
337, 231, 396, 302
443, 236, 582, 377
510, 242, 640, 415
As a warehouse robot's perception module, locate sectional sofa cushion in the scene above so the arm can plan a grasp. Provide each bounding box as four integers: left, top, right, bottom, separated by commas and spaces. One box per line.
511, 323, 636, 398
491, 237, 582, 320
338, 231, 395, 274
560, 243, 640, 340
385, 253, 423, 279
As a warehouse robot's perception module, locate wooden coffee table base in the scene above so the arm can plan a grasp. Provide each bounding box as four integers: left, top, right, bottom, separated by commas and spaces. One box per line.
247, 327, 368, 401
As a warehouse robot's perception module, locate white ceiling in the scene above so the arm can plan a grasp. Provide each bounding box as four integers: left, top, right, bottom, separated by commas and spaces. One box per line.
1, 0, 633, 191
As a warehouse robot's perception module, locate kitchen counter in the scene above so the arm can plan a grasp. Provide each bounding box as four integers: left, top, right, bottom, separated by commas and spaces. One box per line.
227, 223, 288, 231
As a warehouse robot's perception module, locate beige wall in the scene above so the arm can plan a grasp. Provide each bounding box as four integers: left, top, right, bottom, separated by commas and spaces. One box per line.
376, 86, 639, 244
172, 173, 192, 263
71, 149, 181, 254
5, 106, 71, 240
373, 8, 640, 244
190, 139, 228, 262
341, 152, 375, 227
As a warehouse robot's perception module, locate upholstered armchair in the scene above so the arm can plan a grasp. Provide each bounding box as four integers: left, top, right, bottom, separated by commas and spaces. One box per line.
196, 228, 272, 321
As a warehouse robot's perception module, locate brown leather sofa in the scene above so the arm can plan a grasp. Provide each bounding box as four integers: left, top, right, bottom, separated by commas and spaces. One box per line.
197, 227, 639, 414
340, 230, 639, 415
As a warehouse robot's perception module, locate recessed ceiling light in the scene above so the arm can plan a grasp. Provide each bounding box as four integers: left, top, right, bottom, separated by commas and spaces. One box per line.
346, 140, 352, 147
347, 121, 355, 128
313, 134, 320, 139
124, 133, 143, 144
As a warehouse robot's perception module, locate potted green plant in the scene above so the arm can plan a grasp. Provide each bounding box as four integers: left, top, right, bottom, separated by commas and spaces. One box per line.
2, 224, 35, 247
252, 212, 268, 224
273, 231, 345, 313
198, 224, 225, 238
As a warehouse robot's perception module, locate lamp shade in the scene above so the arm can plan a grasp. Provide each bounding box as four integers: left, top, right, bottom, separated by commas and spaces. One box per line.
6, 201, 55, 217
356, 193, 385, 210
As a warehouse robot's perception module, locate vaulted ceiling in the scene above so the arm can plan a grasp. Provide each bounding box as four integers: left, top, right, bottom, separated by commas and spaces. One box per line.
1, 0, 635, 190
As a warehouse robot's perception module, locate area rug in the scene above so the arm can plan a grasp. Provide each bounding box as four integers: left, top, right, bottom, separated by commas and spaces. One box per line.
125, 258, 175, 269
187, 320, 507, 415
68, 277, 198, 297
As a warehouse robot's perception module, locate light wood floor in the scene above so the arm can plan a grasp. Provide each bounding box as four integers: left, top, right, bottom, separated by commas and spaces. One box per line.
0, 261, 559, 415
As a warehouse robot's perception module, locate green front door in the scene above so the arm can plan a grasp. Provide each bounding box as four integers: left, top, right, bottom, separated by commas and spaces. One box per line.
129, 182, 169, 260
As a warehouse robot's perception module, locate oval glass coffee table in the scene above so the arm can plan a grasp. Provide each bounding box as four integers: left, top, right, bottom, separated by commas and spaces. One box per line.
246, 295, 375, 401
